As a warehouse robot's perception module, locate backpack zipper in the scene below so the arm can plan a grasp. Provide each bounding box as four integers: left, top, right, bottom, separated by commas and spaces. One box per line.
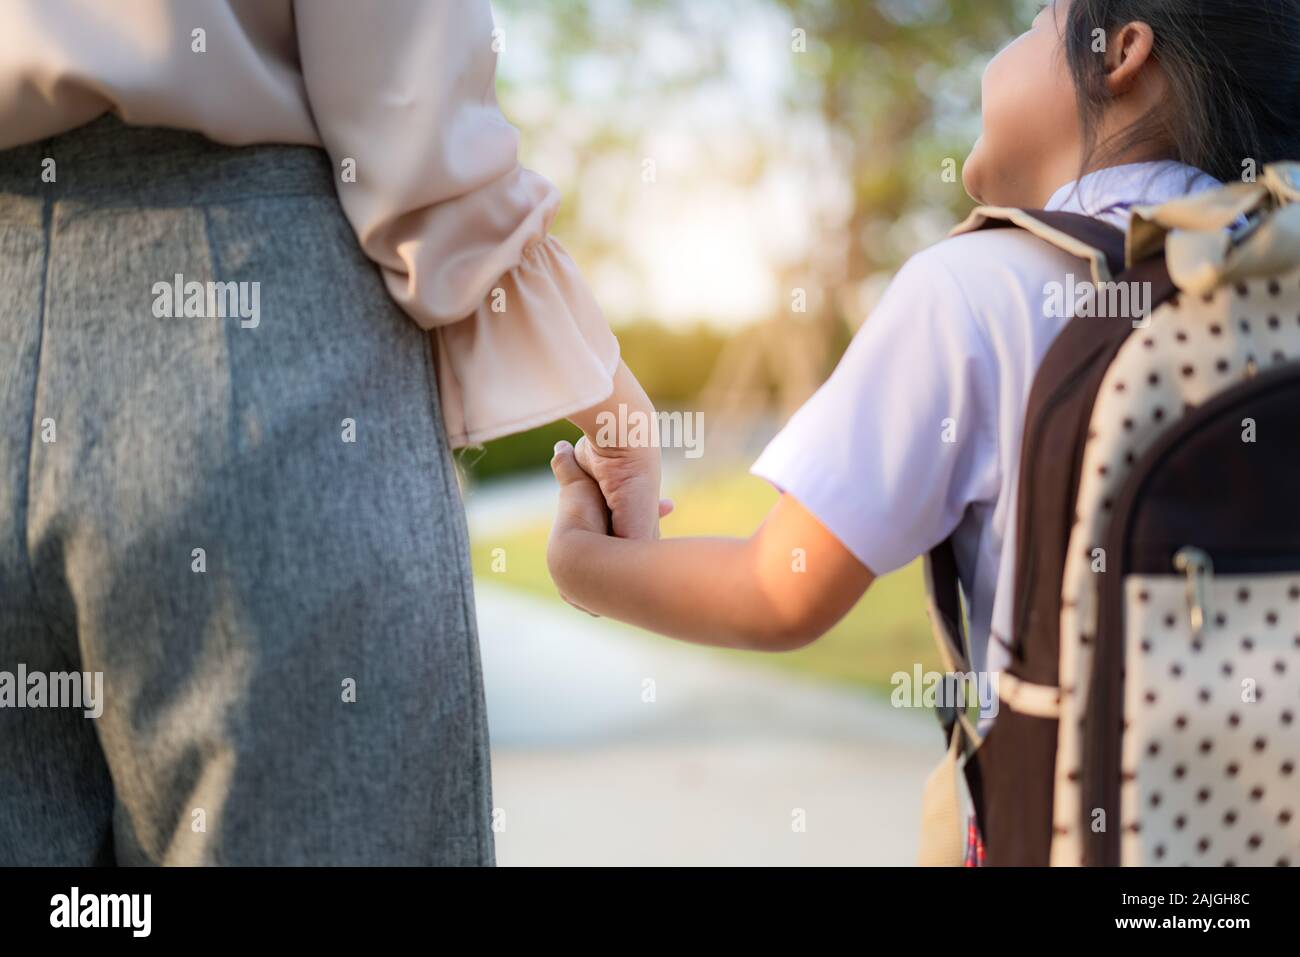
1172, 546, 1213, 640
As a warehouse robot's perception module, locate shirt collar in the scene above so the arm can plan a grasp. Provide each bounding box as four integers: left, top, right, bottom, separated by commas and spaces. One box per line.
1044, 160, 1222, 229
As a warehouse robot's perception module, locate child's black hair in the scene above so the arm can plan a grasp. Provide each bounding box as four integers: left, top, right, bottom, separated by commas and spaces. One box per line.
1063, 0, 1300, 181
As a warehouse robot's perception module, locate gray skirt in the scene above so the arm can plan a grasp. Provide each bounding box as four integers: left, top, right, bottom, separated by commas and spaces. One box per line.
0, 116, 493, 865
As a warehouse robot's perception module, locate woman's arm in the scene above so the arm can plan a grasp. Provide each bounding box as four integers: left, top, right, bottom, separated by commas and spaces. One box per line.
297, 1, 640, 478
547, 441, 875, 650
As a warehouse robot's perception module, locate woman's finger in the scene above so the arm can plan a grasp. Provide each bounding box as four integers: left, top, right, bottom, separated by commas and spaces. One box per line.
571, 435, 599, 478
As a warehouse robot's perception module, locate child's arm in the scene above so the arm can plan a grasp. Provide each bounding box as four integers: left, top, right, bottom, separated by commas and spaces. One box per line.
547, 440, 875, 650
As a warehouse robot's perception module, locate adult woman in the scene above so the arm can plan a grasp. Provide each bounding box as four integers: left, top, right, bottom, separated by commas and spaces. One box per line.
0, 0, 660, 865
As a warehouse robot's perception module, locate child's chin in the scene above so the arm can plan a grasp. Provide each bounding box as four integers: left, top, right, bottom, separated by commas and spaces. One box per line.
961, 142, 988, 205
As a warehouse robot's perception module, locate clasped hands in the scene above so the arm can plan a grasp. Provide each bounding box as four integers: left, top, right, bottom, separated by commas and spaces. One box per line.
548, 435, 671, 614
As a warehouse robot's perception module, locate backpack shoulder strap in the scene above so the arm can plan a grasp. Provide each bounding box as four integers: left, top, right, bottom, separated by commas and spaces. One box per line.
923, 208, 1129, 743
926, 207, 1134, 675
925, 205, 1138, 681
917, 207, 1127, 865
918, 537, 985, 865
919, 207, 1177, 863
951, 206, 1127, 285
923, 538, 982, 748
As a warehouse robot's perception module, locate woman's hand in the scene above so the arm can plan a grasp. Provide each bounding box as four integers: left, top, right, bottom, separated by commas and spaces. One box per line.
566, 359, 672, 540
573, 436, 669, 539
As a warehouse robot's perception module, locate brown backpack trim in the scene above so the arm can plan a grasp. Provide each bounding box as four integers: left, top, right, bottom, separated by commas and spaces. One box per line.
1008, 232, 1176, 676
950, 207, 1128, 284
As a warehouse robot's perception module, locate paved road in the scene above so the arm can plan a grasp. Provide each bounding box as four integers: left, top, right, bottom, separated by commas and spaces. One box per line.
474, 580, 943, 866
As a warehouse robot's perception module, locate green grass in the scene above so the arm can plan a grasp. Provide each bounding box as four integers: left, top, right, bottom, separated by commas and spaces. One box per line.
470, 468, 941, 695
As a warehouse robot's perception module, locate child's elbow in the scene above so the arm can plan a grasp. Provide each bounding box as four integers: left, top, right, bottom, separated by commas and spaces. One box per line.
765, 626, 825, 653
737, 577, 863, 651
738, 609, 831, 652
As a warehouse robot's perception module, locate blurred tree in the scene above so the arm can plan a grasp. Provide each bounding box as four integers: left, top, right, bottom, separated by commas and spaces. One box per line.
695, 1, 1037, 458
774, 0, 1034, 280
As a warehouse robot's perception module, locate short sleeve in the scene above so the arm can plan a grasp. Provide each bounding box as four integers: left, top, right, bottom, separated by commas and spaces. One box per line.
294, 0, 619, 447
751, 248, 1001, 575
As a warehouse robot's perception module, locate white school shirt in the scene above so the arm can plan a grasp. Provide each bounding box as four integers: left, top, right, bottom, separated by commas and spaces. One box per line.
752, 161, 1221, 706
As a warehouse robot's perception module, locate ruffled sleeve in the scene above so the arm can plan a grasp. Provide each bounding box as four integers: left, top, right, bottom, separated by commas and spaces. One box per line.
294, 0, 618, 447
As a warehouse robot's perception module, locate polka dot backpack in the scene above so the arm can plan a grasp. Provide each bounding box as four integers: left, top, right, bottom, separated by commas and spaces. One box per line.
922, 163, 1300, 867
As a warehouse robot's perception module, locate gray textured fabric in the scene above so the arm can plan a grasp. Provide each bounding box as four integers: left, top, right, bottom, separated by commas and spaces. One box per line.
0, 117, 494, 865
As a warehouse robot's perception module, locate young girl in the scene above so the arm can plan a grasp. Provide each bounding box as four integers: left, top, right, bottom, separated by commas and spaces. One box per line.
547, 3, 1300, 679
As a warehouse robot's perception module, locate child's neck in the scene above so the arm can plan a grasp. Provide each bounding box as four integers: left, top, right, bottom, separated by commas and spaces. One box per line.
1033, 145, 1178, 209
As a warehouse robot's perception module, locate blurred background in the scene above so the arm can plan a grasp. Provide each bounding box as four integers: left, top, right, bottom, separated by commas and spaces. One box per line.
464, 0, 1038, 865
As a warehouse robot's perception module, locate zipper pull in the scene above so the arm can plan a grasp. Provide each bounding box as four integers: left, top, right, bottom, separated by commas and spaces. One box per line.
1173, 547, 1214, 639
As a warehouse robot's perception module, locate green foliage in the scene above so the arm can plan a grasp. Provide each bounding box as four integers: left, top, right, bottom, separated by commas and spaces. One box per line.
458, 419, 583, 483
610, 320, 729, 405
460, 320, 730, 482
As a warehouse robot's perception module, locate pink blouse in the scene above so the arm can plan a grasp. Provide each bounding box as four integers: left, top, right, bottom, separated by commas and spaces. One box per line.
0, 0, 620, 447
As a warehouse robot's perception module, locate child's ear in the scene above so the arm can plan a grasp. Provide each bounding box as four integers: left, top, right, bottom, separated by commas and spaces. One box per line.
1103, 21, 1157, 96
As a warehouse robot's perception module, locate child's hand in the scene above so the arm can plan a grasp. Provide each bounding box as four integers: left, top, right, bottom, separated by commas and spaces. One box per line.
550, 440, 612, 537
548, 440, 612, 616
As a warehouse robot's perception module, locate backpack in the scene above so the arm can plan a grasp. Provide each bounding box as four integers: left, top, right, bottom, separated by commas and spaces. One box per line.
919, 162, 1300, 867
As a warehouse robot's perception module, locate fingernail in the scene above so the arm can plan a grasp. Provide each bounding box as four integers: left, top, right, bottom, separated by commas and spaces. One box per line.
553, 441, 568, 455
